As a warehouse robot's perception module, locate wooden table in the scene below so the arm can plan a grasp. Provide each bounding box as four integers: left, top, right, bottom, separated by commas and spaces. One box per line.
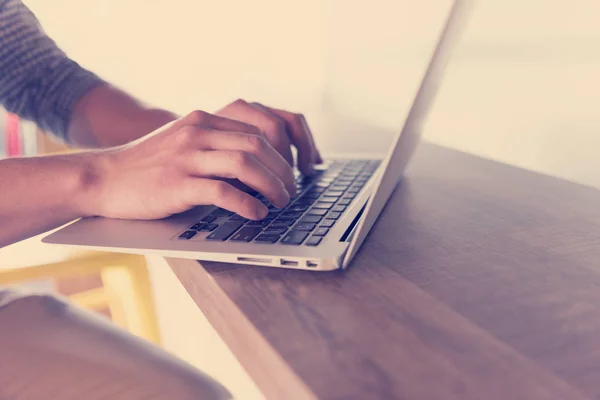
167, 143, 600, 400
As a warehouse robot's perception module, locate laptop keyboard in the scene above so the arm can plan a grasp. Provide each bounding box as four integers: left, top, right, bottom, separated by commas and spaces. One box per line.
177, 159, 380, 246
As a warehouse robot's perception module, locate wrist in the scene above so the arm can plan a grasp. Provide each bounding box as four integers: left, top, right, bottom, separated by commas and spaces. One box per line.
67, 151, 113, 218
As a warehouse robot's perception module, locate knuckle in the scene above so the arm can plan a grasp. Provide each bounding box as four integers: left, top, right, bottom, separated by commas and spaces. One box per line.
263, 116, 285, 134
245, 134, 267, 153
291, 112, 305, 125
227, 150, 251, 168
186, 110, 208, 124
246, 124, 262, 136
176, 125, 200, 144
232, 98, 248, 107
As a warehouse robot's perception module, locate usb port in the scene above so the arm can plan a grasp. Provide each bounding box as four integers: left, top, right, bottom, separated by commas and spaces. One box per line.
280, 259, 298, 267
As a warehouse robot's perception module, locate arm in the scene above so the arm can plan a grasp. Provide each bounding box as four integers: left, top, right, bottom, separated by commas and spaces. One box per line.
0, 152, 98, 247
0, 111, 297, 248
0, 1, 320, 248
66, 84, 178, 147
0, 0, 176, 148
0, 288, 232, 399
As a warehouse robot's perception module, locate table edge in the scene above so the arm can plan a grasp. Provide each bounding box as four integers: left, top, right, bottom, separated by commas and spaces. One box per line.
165, 257, 317, 400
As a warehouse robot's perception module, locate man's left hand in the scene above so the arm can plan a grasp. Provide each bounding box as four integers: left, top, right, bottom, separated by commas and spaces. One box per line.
216, 99, 323, 176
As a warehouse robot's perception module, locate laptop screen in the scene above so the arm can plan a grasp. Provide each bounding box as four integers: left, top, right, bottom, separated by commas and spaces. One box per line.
318, 0, 466, 155
337, 0, 474, 266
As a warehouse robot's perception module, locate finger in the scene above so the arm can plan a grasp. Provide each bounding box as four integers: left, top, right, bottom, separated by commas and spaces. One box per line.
178, 109, 263, 136
216, 99, 295, 167
183, 178, 268, 220
259, 105, 323, 174
193, 129, 296, 197
187, 150, 291, 209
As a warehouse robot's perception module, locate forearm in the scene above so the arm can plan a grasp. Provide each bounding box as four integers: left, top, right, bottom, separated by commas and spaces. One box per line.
0, 153, 98, 247
0, 289, 231, 399
67, 83, 179, 148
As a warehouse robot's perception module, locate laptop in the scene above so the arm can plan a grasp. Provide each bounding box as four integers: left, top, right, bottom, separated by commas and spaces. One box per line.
42, 0, 473, 271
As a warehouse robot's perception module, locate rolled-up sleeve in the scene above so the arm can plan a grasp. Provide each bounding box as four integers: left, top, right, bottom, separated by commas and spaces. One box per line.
0, 0, 105, 141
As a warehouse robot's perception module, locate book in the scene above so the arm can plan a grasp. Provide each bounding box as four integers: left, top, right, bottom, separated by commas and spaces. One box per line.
0, 107, 5, 158
6, 112, 22, 157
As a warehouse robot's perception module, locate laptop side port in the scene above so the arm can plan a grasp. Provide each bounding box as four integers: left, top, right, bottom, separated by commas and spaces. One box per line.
237, 257, 272, 264
280, 259, 299, 267
306, 261, 319, 268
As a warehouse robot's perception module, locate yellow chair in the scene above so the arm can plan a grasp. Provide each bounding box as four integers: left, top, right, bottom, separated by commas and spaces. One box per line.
0, 252, 161, 346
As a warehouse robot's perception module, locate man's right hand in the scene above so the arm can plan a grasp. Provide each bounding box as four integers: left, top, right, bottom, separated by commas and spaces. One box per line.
79, 110, 297, 221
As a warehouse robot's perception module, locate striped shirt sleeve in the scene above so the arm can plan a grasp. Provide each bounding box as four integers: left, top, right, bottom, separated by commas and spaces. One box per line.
0, 0, 105, 142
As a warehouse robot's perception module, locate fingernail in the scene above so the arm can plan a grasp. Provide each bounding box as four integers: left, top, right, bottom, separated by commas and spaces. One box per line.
258, 205, 269, 220
281, 189, 291, 206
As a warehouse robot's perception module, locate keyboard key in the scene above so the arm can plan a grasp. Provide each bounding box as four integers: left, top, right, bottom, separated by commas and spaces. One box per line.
190, 223, 206, 230
347, 188, 361, 194
230, 227, 263, 242
229, 215, 249, 222
337, 199, 352, 206
306, 236, 322, 246
313, 202, 333, 209
201, 215, 217, 223
294, 198, 314, 206
320, 196, 338, 203
288, 204, 309, 213
246, 220, 271, 228
308, 208, 328, 216
295, 223, 316, 231
264, 227, 288, 235
254, 234, 281, 244
313, 227, 329, 236
300, 215, 322, 224
266, 211, 282, 218
327, 212, 342, 220
303, 192, 321, 200
319, 177, 336, 182
206, 222, 243, 241
332, 205, 346, 212
344, 192, 357, 199
178, 230, 197, 240
214, 209, 234, 217
331, 185, 349, 191
281, 230, 309, 245
199, 223, 218, 232
281, 212, 303, 220
325, 191, 345, 197
270, 220, 295, 228
320, 220, 336, 228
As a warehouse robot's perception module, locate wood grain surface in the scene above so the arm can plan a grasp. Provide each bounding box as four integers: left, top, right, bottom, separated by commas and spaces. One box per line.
170, 143, 600, 400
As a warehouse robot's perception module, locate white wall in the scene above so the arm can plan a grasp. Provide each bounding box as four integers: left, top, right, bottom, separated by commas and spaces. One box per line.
24, 0, 600, 189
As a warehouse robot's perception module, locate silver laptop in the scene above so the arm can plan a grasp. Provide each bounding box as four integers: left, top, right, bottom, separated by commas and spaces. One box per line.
43, 0, 473, 271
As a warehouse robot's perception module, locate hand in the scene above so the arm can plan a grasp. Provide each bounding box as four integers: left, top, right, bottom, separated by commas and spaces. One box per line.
80, 110, 296, 221
216, 99, 323, 176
